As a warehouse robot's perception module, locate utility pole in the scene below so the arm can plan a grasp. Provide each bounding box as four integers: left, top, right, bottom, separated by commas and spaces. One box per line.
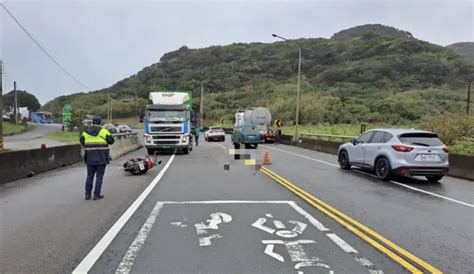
199, 85, 204, 128
468, 82, 471, 115
134, 90, 138, 118
0, 60, 4, 151
272, 34, 301, 141
14, 81, 18, 124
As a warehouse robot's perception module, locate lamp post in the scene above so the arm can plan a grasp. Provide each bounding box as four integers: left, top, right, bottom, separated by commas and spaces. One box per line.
272, 33, 301, 141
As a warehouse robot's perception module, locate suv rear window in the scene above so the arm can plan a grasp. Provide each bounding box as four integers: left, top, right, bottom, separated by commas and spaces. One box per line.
399, 133, 443, 147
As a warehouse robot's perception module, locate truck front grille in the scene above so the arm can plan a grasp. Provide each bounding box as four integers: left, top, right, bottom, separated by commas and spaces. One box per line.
150, 126, 182, 133
153, 135, 180, 140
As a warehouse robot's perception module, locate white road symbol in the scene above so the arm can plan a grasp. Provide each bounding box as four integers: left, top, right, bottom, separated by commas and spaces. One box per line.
252, 214, 333, 274
194, 212, 232, 247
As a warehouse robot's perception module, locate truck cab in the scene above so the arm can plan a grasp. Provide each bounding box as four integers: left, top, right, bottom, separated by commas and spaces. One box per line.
142, 92, 193, 155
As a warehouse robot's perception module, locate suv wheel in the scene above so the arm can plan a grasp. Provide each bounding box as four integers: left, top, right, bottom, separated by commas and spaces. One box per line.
338, 151, 351, 170
375, 157, 391, 180
426, 175, 443, 182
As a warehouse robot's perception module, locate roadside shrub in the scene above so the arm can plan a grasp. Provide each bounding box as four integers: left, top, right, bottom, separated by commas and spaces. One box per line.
420, 114, 474, 145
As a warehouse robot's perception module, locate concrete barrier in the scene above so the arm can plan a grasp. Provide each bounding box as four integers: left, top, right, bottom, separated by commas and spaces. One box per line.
448, 154, 474, 180
109, 132, 142, 160
279, 134, 474, 181
0, 144, 83, 184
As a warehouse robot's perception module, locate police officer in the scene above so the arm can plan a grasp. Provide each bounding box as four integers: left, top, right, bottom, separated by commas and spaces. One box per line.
80, 116, 114, 200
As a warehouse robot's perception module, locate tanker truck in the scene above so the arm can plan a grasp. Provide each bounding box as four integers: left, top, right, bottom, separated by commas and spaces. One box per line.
234, 107, 274, 143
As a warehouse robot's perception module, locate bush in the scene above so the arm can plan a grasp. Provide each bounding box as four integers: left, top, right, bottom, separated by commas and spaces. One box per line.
420, 114, 474, 146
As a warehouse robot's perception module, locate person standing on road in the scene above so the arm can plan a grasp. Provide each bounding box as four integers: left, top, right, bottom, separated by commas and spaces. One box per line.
275, 128, 282, 145
80, 117, 114, 200
193, 126, 201, 146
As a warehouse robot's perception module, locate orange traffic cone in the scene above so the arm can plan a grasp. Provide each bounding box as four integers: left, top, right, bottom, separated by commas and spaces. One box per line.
263, 149, 271, 165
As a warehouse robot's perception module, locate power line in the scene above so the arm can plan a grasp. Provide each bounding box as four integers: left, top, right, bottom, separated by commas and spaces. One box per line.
0, 3, 90, 90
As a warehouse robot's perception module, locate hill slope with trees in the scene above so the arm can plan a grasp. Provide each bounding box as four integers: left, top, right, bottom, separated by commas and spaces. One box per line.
42, 24, 474, 125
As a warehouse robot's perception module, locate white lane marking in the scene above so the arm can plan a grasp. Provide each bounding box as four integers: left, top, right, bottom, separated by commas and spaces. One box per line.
287, 201, 330, 232
352, 170, 474, 208
160, 200, 292, 204
252, 218, 276, 234
326, 233, 358, 254
72, 155, 175, 274
264, 145, 339, 167
267, 146, 474, 208
170, 222, 187, 228
274, 220, 286, 229
115, 202, 164, 274
264, 243, 285, 262
355, 257, 374, 267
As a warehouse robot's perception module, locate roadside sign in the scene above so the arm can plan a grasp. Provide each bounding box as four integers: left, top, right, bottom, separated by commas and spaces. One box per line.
275, 119, 282, 128
63, 104, 72, 128
360, 124, 366, 134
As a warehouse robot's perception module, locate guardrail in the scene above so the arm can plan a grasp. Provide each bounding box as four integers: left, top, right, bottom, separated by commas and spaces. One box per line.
299, 133, 356, 142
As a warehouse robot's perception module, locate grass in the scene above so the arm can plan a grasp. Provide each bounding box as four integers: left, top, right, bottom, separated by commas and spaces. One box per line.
2, 122, 29, 136
46, 131, 81, 144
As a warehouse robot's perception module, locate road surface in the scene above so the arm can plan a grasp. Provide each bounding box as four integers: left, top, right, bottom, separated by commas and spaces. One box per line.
4, 123, 68, 150
1, 137, 472, 273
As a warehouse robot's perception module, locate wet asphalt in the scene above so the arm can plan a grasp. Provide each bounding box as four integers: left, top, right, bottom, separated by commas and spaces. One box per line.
1, 136, 473, 273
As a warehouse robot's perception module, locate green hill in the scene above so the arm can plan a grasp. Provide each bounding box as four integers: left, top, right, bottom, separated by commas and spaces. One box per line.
447, 42, 474, 62
42, 24, 474, 125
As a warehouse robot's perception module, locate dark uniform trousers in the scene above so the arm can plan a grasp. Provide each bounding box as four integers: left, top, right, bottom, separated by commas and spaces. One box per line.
85, 164, 106, 196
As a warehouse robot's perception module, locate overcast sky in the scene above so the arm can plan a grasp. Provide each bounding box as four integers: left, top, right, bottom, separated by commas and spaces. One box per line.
1, 0, 473, 104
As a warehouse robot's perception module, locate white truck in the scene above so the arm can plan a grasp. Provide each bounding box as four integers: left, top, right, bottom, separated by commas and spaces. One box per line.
141, 91, 193, 154
234, 107, 274, 143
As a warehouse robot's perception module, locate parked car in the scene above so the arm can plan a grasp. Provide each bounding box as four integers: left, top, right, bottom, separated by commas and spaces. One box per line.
103, 123, 118, 134
205, 126, 225, 142
337, 129, 449, 182
117, 124, 133, 133
231, 123, 260, 149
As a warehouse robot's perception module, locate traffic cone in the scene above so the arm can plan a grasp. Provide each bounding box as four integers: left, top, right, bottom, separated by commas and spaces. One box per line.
263, 149, 271, 165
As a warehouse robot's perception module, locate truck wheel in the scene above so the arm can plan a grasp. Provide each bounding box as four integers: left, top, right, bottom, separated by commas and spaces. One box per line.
245, 144, 251, 149
183, 148, 189, 155
147, 148, 155, 155
234, 143, 240, 149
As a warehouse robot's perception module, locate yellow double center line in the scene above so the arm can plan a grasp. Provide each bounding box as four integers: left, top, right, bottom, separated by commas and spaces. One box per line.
260, 166, 442, 274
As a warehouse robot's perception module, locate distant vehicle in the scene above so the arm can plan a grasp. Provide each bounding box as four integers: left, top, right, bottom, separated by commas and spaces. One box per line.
235, 107, 273, 143
103, 124, 118, 134
117, 124, 133, 133
231, 123, 260, 149
338, 129, 449, 182
205, 126, 225, 142
31, 112, 54, 124
141, 91, 193, 155
82, 115, 100, 127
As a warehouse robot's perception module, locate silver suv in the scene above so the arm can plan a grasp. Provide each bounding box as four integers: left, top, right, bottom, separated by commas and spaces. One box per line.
338, 129, 449, 182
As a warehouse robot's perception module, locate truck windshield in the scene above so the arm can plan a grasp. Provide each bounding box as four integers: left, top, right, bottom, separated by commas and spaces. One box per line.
147, 110, 186, 120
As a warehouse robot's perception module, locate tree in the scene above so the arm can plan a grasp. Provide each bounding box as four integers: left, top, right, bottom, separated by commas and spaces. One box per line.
2, 90, 41, 113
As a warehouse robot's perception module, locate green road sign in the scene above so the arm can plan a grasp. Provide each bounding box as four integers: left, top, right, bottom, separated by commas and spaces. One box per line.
63, 104, 72, 127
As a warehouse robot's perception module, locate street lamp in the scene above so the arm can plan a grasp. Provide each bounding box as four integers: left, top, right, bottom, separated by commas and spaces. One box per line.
272, 33, 302, 141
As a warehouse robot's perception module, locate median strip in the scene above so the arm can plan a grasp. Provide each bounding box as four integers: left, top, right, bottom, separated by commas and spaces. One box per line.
260, 166, 442, 274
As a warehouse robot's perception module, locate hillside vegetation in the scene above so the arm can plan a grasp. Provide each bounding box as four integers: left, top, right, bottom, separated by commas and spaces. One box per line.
447, 42, 474, 62
43, 24, 473, 126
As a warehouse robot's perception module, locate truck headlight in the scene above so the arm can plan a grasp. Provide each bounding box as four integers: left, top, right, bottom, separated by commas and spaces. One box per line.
181, 135, 188, 142
145, 135, 151, 143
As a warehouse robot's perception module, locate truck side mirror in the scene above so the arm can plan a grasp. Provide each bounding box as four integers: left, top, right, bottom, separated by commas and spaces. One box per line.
351, 138, 357, 145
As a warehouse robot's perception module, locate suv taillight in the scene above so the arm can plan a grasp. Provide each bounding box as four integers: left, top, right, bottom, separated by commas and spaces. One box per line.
443, 147, 449, 153
391, 144, 414, 152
